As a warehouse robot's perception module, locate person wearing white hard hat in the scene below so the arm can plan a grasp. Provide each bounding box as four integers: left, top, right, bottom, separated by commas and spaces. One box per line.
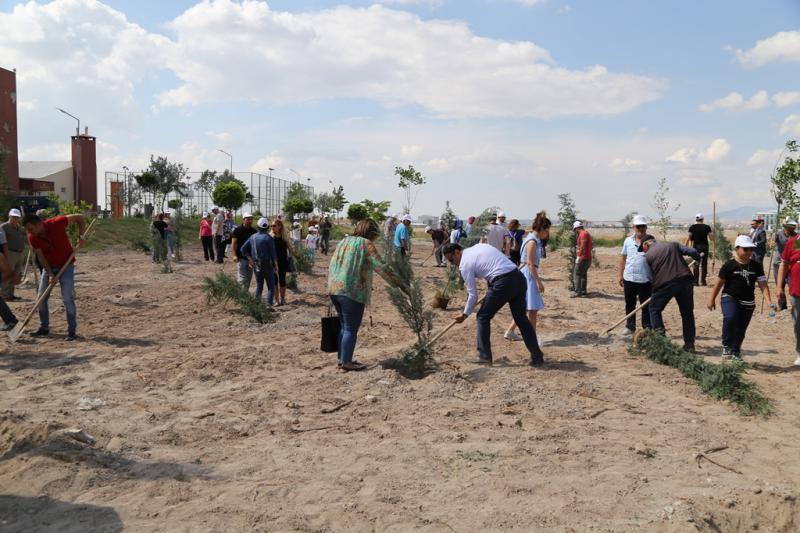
617, 215, 653, 334
773, 219, 797, 310
199, 211, 215, 261
241, 217, 278, 305
687, 213, 713, 286
572, 221, 593, 297
232, 212, 257, 289
394, 215, 412, 256
707, 235, 775, 360
0, 208, 27, 300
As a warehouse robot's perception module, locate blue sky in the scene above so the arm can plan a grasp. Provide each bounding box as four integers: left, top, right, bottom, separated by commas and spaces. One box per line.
1, 0, 799, 219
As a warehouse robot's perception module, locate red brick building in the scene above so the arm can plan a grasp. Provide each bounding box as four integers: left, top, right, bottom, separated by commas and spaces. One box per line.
0, 67, 20, 191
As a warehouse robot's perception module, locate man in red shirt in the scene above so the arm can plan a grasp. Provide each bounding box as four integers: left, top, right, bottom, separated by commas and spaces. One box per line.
778, 233, 800, 366
23, 213, 87, 341
572, 220, 593, 297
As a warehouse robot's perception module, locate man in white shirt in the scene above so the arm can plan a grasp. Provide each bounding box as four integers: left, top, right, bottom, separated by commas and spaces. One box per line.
485, 211, 507, 253
211, 207, 225, 264
443, 243, 544, 366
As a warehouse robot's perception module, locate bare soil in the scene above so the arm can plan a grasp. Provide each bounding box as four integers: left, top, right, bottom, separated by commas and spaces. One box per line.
1, 242, 798, 532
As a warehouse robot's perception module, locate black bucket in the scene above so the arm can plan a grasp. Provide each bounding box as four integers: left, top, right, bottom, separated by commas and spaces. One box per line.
320, 315, 341, 353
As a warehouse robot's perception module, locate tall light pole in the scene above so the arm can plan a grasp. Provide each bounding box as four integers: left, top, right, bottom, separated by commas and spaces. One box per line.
122, 165, 130, 217
289, 168, 300, 182
57, 107, 81, 203
217, 149, 233, 174
268, 168, 274, 216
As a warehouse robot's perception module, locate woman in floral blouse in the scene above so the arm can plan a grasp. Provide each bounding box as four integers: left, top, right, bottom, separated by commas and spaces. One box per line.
327, 219, 386, 371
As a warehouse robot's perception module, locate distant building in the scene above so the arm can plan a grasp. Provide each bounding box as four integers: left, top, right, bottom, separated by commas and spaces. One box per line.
752, 211, 778, 231
19, 161, 75, 201
0, 66, 20, 191
0, 66, 98, 209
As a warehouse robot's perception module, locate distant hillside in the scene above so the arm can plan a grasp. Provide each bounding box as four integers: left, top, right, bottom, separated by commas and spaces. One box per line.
715, 206, 772, 222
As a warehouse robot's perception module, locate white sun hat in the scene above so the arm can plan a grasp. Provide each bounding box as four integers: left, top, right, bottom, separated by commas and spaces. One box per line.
8, 208, 21, 217
632, 215, 647, 226
242, 212, 253, 218
573, 220, 584, 229
734, 235, 756, 248
257, 217, 269, 228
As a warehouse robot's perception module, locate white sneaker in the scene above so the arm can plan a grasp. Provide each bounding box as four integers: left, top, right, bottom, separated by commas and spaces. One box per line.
504, 331, 523, 341
621, 328, 634, 337
794, 356, 800, 367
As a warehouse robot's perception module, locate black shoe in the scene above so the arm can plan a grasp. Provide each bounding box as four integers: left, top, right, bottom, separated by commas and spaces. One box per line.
0, 321, 17, 332
682, 344, 696, 354
30, 327, 50, 337
65, 332, 79, 341
529, 356, 545, 367
471, 357, 492, 366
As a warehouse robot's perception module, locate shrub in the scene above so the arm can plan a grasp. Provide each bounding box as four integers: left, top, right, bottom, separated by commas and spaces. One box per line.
347, 203, 368, 224
631, 330, 772, 416
201, 272, 274, 324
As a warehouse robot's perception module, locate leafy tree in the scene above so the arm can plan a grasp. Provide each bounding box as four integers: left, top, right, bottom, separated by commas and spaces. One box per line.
771, 140, 800, 220
167, 199, 183, 210
361, 199, 391, 222
331, 185, 348, 220
118, 181, 142, 216
135, 171, 158, 210
620, 210, 638, 238
212, 181, 246, 211
284, 182, 314, 220
347, 203, 368, 224
314, 192, 336, 215
146, 155, 189, 213
712, 221, 732, 262
553, 193, 579, 291
395, 164, 426, 214
650, 177, 680, 241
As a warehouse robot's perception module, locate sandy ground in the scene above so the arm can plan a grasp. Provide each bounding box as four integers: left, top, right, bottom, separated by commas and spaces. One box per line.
1, 240, 799, 532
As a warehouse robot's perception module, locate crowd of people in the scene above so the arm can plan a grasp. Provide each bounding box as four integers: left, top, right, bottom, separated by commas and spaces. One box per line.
323, 208, 800, 371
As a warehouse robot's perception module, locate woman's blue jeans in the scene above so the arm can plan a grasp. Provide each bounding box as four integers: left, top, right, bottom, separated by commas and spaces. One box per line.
330, 295, 365, 364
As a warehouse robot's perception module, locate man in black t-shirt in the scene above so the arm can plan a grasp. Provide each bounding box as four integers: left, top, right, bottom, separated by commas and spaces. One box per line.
687, 213, 713, 286
151, 214, 168, 263
319, 216, 333, 255
231, 213, 257, 289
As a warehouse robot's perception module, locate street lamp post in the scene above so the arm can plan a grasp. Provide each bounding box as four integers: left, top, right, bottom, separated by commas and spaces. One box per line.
57, 107, 81, 204
122, 165, 130, 217
289, 168, 300, 182
268, 168, 274, 216
217, 149, 233, 175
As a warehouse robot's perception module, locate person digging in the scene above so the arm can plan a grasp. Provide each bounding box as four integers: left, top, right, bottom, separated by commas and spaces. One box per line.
23, 213, 87, 341
640, 234, 701, 353
443, 243, 544, 367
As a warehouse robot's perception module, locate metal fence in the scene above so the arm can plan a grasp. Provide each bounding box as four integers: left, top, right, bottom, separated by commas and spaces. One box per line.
104, 171, 314, 218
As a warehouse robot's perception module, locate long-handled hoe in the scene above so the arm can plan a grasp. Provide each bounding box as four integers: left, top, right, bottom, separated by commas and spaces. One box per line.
8, 219, 97, 344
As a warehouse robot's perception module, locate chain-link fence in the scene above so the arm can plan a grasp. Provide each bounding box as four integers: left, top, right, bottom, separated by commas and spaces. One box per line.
105, 171, 313, 219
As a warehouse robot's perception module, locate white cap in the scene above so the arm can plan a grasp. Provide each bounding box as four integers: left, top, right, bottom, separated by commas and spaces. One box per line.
201, 211, 209, 218
424, 226, 432, 232
735, 235, 756, 248
496, 211, 506, 218
784, 219, 798, 227
257, 217, 269, 228
695, 213, 704, 220
8, 208, 21, 218
573, 220, 583, 229
402, 214, 413, 222
632, 215, 647, 226
242, 212, 253, 218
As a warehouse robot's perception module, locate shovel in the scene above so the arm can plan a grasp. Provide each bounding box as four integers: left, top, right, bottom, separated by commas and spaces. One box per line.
8, 219, 96, 344
599, 259, 697, 337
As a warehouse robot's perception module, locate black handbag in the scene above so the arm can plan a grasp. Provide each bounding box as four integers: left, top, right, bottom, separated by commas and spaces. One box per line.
320, 304, 341, 353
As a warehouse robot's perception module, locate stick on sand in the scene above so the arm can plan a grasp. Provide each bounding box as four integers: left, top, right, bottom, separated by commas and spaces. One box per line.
8, 219, 97, 344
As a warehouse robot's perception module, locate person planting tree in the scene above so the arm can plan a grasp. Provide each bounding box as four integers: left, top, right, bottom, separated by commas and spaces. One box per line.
777, 228, 800, 366
23, 213, 87, 341
773, 219, 797, 310
571, 221, 593, 297
443, 242, 544, 367
707, 235, 775, 361
394, 215, 412, 256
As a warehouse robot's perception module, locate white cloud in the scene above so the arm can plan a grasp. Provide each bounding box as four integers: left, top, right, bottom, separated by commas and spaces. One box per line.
609, 157, 645, 173
773, 91, 800, 108
205, 131, 233, 146
158, 2, 664, 118
698, 90, 769, 112
780, 114, 800, 137
746, 148, 782, 168
375, 0, 443, 6
401, 144, 422, 157
731, 30, 800, 67
556, 4, 572, 15
666, 138, 731, 165
509, 0, 546, 5
250, 151, 287, 173
18, 142, 71, 161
